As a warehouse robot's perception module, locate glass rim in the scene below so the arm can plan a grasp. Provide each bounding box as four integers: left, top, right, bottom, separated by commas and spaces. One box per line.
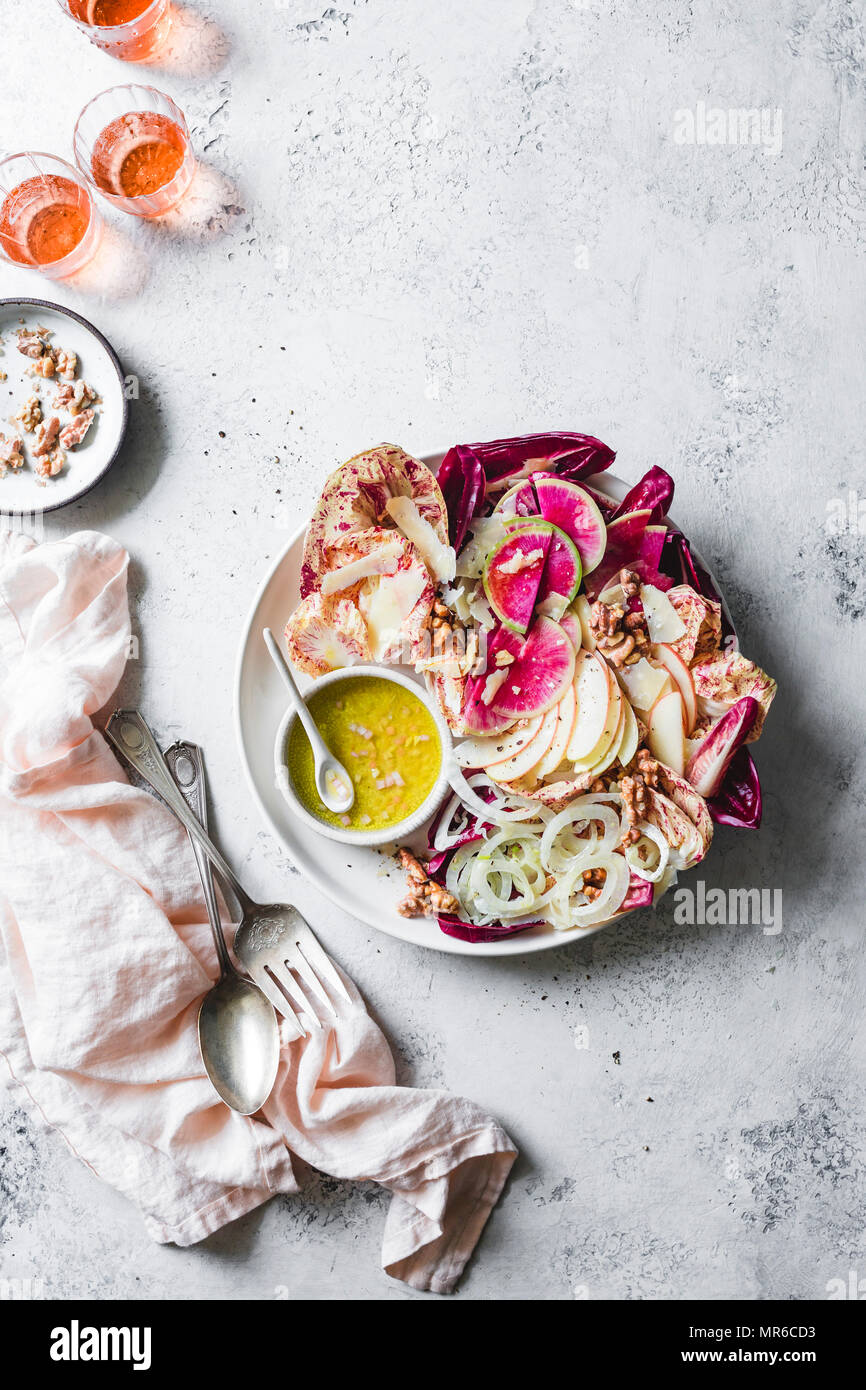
74, 81, 190, 136
55, 0, 165, 36
73, 86, 192, 209
0, 152, 101, 272
0, 149, 92, 182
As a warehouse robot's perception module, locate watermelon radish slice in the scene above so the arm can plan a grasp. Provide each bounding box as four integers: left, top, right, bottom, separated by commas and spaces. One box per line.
503, 517, 582, 610
491, 616, 576, 719
538, 525, 581, 606
493, 479, 539, 519
460, 625, 523, 734
533, 475, 607, 574
483, 522, 553, 633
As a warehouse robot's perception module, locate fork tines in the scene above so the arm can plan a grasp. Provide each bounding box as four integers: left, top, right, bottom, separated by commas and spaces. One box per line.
241, 921, 351, 1038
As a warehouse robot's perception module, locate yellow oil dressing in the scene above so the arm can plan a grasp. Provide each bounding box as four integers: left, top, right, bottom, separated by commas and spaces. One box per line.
287, 676, 442, 831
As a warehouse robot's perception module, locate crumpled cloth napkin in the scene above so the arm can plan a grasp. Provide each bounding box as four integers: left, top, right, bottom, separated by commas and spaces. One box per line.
0, 529, 516, 1294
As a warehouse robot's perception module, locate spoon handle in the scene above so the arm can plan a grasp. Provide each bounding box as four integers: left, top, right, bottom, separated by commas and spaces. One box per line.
106, 711, 253, 913
165, 742, 234, 980
262, 627, 326, 755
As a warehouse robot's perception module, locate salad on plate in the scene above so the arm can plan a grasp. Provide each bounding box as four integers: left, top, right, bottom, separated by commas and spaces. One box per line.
283, 433, 776, 944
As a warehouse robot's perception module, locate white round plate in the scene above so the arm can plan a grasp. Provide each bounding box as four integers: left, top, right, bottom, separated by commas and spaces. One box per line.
234, 461, 721, 956
0, 297, 128, 514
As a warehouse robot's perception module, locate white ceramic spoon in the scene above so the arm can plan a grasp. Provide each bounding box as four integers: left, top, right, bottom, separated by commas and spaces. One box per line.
263, 628, 355, 814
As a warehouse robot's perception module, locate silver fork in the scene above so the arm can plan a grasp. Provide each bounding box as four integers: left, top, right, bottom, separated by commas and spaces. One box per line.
106, 710, 351, 1041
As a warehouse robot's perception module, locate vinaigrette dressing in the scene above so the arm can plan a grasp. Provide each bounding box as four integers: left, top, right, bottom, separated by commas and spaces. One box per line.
287, 677, 441, 831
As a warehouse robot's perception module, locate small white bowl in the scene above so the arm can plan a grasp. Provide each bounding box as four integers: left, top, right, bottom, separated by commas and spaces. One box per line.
273, 665, 455, 847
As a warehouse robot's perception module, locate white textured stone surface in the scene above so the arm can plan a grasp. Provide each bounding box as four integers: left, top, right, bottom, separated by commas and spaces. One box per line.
1, 0, 865, 1300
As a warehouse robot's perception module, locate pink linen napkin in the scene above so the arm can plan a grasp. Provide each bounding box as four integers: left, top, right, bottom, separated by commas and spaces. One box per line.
0, 529, 516, 1294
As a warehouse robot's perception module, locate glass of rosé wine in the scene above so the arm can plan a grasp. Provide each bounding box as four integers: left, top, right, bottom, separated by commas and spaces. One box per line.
74, 85, 195, 219
56, 0, 171, 63
0, 153, 103, 280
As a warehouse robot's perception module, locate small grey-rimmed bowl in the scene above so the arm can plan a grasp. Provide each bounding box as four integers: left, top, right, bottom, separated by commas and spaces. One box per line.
273, 664, 458, 848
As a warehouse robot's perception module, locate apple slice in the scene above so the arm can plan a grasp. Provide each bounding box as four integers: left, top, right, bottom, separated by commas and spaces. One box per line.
572, 689, 629, 779
573, 594, 596, 651
567, 650, 613, 761
616, 697, 639, 768
652, 643, 697, 733
569, 663, 623, 769
486, 705, 559, 783
535, 685, 577, 777
648, 690, 686, 774
455, 717, 543, 769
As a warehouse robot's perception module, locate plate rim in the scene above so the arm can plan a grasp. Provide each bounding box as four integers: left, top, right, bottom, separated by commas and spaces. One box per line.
233, 463, 732, 956
0, 295, 129, 515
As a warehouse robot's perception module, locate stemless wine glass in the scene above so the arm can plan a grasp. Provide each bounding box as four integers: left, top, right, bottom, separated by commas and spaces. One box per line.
0, 153, 103, 280
56, 0, 171, 63
74, 85, 195, 219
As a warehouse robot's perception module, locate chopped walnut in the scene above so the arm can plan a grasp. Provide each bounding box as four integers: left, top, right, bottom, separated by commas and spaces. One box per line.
16, 329, 49, 359
620, 762, 658, 846
53, 379, 96, 413
620, 567, 641, 599
602, 633, 636, 667
636, 748, 660, 788
33, 416, 61, 457
54, 348, 78, 381
590, 599, 623, 638
59, 408, 94, 449
35, 446, 65, 479
14, 394, 42, 432
398, 847, 428, 885
396, 846, 460, 918
591, 574, 650, 667
33, 352, 56, 379
73, 381, 97, 414
0, 433, 24, 475
581, 867, 607, 900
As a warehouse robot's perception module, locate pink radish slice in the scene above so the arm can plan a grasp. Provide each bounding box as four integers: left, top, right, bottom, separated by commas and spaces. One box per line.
533, 474, 607, 573
460, 625, 523, 734
483, 522, 553, 633
491, 616, 576, 720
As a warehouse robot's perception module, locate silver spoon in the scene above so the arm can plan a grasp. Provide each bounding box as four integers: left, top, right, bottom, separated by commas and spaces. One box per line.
163, 741, 279, 1116
106, 710, 351, 1043
262, 626, 354, 814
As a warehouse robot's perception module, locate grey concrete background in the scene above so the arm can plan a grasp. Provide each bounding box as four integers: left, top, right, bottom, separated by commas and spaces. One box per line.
1, 0, 864, 1300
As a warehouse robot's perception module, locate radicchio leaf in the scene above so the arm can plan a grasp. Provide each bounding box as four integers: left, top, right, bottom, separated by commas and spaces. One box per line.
707, 746, 763, 829
456, 432, 616, 490
685, 696, 760, 797
584, 512, 674, 600
617, 874, 655, 913
437, 913, 541, 943
437, 445, 486, 554
611, 465, 674, 526
660, 530, 734, 640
